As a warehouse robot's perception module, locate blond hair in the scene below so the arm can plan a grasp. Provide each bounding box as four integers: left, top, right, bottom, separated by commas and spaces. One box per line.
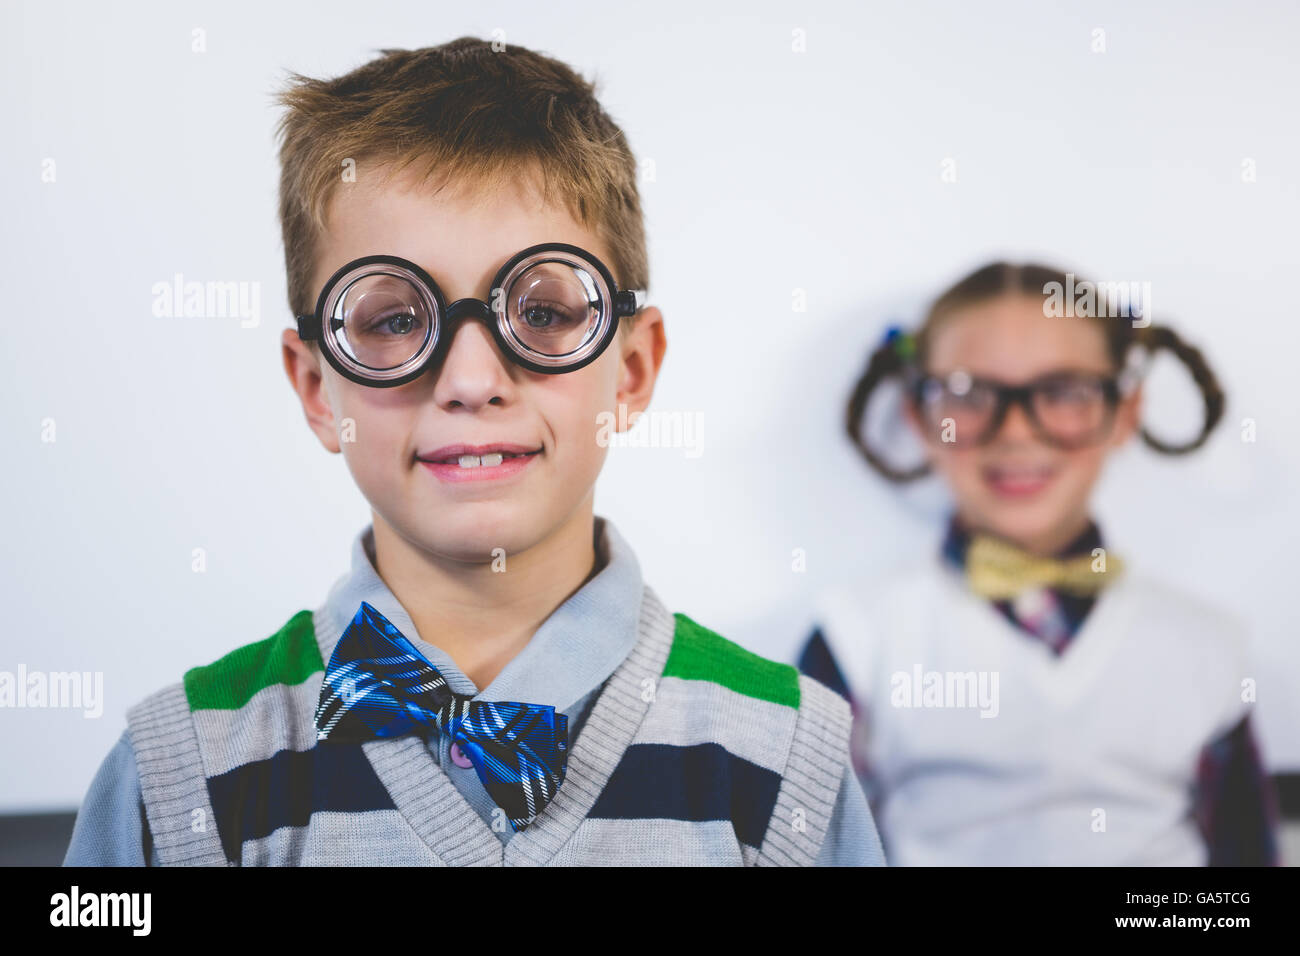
273, 37, 647, 331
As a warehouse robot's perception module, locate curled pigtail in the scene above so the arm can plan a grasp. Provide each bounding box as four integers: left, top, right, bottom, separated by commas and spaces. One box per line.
1131, 323, 1226, 454
845, 327, 931, 483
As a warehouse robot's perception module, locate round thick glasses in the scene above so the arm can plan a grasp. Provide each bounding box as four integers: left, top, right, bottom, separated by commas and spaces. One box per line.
907, 367, 1141, 449
295, 242, 645, 386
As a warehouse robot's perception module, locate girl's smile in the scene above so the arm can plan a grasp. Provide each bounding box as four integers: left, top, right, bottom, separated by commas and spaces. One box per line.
980, 460, 1062, 499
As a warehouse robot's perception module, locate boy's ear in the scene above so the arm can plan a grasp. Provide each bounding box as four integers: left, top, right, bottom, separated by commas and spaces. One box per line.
281, 328, 342, 454
614, 306, 666, 421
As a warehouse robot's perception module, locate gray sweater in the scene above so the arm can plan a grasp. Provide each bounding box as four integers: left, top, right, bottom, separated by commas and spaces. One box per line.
64, 517, 885, 866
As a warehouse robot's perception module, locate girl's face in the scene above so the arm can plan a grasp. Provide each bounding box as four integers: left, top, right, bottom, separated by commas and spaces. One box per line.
904, 292, 1142, 554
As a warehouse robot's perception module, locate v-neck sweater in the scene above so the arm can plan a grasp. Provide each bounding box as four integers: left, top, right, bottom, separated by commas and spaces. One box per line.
64, 516, 885, 866
809, 550, 1253, 866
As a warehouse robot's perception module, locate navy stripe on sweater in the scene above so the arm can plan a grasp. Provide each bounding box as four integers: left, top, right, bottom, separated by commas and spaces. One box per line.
206, 744, 395, 863
206, 741, 783, 860
589, 742, 782, 847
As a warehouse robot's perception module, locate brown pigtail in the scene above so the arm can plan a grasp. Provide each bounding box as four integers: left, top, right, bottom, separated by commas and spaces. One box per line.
845, 340, 931, 483
1131, 324, 1227, 454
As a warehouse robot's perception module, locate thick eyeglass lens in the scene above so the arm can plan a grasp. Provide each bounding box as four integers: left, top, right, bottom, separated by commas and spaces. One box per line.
330, 272, 433, 370
502, 260, 602, 357
1030, 375, 1110, 443
918, 373, 998, 446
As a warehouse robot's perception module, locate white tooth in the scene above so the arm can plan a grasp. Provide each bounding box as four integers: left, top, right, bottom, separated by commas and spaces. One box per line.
480, 453, 504, 467
458, 455, 480, 468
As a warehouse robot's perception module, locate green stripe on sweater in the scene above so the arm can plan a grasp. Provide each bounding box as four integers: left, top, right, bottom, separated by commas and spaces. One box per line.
183, 609, 322, 710
664, 613, 800, 709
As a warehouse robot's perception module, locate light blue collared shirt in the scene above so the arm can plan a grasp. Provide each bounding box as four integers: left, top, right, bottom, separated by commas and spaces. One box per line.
64, 516, 884, 865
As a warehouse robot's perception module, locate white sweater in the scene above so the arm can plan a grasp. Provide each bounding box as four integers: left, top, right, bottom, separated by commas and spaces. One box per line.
812, 554, 1253, 866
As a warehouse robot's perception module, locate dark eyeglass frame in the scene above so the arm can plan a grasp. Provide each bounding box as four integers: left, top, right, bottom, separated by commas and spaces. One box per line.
295, 242, 645, 387
905, 367, 1140, 449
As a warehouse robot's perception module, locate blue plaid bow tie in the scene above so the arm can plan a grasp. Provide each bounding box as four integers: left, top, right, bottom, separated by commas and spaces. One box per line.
314, 601, 568, 832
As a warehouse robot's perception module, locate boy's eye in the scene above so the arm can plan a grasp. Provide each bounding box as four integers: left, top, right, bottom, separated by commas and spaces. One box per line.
365, 311, 422, 336
511, 299, 590, 352
522, 304, 574, 330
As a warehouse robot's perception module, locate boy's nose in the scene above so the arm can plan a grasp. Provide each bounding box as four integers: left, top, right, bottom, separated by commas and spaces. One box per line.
431, 318, 515, 409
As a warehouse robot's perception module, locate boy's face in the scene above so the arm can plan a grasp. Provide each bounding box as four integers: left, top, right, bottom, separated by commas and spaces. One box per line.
281, 163, 664, 564
904, 293, 1141, 552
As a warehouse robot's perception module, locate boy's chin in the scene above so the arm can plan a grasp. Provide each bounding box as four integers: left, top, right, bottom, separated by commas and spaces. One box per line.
408, 508, 559, 564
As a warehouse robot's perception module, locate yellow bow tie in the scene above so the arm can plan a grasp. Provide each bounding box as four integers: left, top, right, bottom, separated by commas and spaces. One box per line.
965, 533, 1123, 600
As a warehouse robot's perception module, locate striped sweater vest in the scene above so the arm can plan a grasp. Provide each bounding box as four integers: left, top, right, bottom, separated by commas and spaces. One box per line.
125, 585, 851, 866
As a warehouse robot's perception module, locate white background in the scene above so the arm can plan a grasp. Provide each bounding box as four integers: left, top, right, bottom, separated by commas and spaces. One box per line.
1, 0, 1296, 812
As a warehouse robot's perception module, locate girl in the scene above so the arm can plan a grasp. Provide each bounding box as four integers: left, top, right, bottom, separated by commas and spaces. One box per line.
798, 261, 1279, 866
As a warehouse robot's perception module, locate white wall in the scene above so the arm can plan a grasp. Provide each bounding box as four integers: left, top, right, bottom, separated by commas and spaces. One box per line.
1, 0, 1296, 812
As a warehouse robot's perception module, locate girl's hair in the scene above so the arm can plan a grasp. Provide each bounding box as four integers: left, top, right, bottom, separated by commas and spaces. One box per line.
846, 261, 1226, 482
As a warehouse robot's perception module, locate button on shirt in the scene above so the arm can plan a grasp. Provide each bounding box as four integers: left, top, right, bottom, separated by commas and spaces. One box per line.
63, 515, 883, 865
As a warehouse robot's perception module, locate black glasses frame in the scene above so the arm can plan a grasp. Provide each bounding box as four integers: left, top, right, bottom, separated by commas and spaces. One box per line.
295, 242, 645, 387
905, 368, 1136, 449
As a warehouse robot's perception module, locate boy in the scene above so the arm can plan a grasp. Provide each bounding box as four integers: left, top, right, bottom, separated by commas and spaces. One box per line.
63, 36, 885, 866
